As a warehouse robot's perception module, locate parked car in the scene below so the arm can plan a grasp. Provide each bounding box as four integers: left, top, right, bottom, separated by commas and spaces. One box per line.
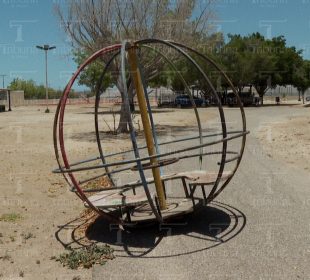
226, 91, 260, 107
157, 95, 175, 107
306, 96, 310, 102
175, 94, 204, 108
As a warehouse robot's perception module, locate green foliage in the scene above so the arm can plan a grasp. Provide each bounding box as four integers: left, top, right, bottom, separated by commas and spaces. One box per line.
9, 78, 76, 99
150, 33, 225, 94
272, 36, 303, 87
72, 50, 112, 95
220, 33, 276, 94
148, 72, 169, 88
70, 32, 305, 102
126, 32, 306, 104
293, 60, 310, 103
0, 213, 22, 222
217, 32, 304, 104
293, 60, 310, 92
54, 244, 114, 269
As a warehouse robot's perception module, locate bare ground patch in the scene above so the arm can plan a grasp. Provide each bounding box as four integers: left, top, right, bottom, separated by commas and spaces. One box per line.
258, 113, 310, 172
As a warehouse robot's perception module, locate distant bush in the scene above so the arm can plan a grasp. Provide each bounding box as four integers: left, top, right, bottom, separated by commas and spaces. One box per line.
9, 78, 77, 99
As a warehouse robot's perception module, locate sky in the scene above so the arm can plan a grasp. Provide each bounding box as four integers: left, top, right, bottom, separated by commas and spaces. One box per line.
0, 0, 310, 90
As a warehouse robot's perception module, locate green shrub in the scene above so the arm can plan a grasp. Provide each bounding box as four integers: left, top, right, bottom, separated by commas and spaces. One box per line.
54, 244, 114, 269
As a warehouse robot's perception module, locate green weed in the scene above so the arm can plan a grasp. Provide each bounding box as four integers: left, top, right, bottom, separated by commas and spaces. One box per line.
54, 244, 114, 269
0, 213, 22, 222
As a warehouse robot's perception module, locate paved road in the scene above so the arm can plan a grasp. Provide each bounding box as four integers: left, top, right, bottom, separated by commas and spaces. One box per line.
92, 106, 310, 280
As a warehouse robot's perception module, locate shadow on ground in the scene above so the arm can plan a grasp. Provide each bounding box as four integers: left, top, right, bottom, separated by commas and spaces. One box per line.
55, 201, 246, 258
81, 109, 177, 115
261, 103, 300, 107
70, 124, 217, 142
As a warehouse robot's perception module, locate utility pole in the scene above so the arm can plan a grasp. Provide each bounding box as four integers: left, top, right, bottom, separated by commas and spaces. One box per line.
0, 74, 7, 89
0, 74, 10, 112
8, 90, 11, 111
36, 45, 56, 113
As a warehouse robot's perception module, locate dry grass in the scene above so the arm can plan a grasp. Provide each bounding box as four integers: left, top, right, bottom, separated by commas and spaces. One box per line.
0, 213, 22, 222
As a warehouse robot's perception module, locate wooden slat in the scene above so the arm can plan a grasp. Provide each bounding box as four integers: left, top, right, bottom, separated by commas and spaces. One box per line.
188, 171, 233, 186
84, 170, 232, 209
86, 190, 154, 209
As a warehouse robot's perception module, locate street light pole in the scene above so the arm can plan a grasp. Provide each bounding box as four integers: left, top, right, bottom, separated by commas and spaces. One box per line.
45, 49, 48, 112
36, 45, 56, 113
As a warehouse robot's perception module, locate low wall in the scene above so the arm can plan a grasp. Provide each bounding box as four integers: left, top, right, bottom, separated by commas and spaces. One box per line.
0, 90, 25, 107
14, 97, 158, 106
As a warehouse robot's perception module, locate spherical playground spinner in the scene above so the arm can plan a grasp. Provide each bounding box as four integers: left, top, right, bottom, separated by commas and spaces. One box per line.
53, 39, 249, 225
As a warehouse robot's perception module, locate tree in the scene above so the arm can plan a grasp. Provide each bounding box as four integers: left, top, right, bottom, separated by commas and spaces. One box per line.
220, 34, 253, 93
293, 60, 310, 104
9, 78, 44, 99
9, 78, 76, 99
220, 33, 277, 104
220, 33, 303, 105
55, 0, 216, 132
272, 36, 304, 87
73, 50, 112, 94
151, 32, 225, 98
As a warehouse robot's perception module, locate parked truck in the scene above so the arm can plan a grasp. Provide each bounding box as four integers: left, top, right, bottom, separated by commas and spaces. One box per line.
226, 87, 260, 107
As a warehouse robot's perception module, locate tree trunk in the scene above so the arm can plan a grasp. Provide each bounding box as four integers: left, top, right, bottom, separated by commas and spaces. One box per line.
298, 90, 301, 101
253, 85, 267, 106
116, 84, 135, 134
259, 93, 264, 105
302, 91, 305, 104
117, 100, 129, 133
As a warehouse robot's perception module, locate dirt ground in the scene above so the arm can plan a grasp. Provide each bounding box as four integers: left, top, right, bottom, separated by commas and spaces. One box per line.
0, 104, 309, 279
0, 105, 218, 279
258, 112, 310, 172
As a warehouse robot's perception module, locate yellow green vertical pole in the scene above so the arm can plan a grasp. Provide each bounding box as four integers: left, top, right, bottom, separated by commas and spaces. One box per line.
127, 45, 167, 210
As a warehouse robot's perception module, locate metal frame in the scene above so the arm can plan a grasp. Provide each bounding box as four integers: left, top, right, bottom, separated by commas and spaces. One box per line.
53, 39, 248, 225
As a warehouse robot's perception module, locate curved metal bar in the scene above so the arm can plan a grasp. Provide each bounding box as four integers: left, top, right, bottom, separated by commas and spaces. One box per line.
65, 155, 101, 168
78, 150, 240, 188
53, 129, 246, 170
217, 155, 240, 165
121, 41, 162, 222
136, 39, 228, 202
102, 130, 242, 158
78, 165, 136, 185
57, 44, 122, 221
136, 52, 163, 176
52, 84, 83, 199
170, 42, 247, 201
94, 51, 120, 186
54, 39, 248, 223
139, 44, 204, 168
53, 131, 248, 174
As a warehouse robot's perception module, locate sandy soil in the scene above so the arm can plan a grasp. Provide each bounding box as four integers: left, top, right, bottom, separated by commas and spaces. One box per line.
0, 105, 217, 279
1, 104, 309, 279
258, 110, 310, 172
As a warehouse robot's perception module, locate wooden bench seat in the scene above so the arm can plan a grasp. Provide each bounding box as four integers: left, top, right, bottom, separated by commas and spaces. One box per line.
85, 170, 232, 209
185, 170, 233, 186
85, 189, 154, 209
156, 170, 232, 185
119, 170, 232, 187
